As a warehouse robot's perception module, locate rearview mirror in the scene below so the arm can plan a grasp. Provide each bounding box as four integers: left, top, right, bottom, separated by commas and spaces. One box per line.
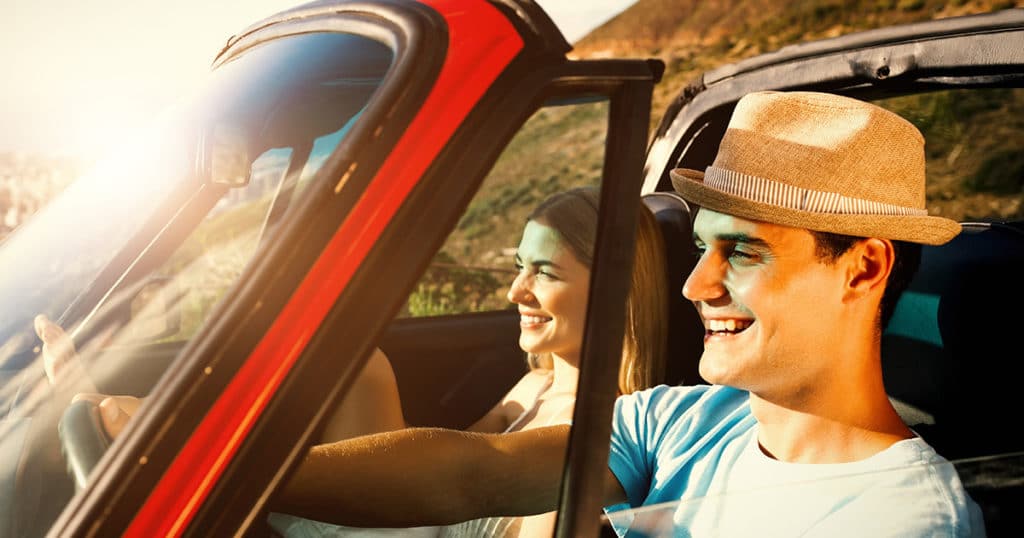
205, 124, 251, 187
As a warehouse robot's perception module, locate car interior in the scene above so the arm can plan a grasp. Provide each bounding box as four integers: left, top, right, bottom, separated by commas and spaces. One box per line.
882, 219, 1024, 535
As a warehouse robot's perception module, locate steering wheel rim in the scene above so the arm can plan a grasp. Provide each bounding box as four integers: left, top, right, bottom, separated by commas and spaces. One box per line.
57, 399, 113, 491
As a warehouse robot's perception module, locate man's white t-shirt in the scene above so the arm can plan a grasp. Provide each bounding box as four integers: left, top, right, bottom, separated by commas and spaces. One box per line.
606, 384, 985, 537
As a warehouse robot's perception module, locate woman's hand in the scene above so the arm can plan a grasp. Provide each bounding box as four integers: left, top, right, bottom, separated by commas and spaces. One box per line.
72, 393, 140, 438
35, 314, 139, 438
34, 314, 78, 385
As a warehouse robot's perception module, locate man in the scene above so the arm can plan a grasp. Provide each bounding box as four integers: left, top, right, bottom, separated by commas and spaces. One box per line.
602, 90, 983, 536
73, 91, 984, 535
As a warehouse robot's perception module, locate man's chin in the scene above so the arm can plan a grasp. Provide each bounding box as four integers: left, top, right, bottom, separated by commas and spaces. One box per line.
698, 351, 741, 386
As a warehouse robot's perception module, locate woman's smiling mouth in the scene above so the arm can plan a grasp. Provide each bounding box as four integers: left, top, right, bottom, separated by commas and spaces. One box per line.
520, 314, 553, 328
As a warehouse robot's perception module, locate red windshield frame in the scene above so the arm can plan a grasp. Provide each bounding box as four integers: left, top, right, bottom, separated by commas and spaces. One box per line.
124, 1, 523, 535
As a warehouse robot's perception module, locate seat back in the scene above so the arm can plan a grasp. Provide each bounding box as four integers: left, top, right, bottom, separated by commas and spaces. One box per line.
883, 222, 1024, 460
641, 193, 707, 386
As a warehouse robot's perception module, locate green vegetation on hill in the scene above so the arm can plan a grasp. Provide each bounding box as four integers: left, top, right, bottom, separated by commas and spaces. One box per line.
407, 2, 1024, 315
568, 0, 1024, 222
880, 89, 1024, 220
574, 0, 1024, 119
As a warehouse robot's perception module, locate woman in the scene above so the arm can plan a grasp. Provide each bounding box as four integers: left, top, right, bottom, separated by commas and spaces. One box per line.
435, 186, 668, 537
461, 186, 667, 434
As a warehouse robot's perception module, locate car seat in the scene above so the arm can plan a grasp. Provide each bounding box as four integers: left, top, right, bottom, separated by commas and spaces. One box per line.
882, 221, 1024, 535
641, 192, 706, 387
883, 221, 1024, 458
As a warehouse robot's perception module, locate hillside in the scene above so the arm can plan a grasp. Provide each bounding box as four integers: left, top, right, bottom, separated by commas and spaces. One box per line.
412, 0, 1024, 316
564, 0, 1024, 222
573, 0, 1024, 118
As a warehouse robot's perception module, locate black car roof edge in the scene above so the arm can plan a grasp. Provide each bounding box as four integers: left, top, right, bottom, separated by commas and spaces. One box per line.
705, 8, 1024, 85
213, 0, 572, 67
212, 0, 442, 66
490, 0, 572, 57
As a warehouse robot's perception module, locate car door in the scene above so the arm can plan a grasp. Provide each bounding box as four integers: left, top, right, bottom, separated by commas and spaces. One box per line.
42, 1, 660, 536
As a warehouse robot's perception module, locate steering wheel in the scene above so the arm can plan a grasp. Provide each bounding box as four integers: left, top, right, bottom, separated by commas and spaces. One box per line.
57, 399, 113, 491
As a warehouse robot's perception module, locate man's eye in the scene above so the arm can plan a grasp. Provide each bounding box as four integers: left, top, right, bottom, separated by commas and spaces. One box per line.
513, 262, 524, 271
537, 270, 557, 280
692, 245, 706, 259
728, 249, 755, 261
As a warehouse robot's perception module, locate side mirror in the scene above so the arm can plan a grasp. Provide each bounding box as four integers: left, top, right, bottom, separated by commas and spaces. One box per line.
127, 277, 182, 342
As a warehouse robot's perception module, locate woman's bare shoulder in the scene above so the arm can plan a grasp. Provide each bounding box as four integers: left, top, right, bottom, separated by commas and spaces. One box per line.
501, 369, 551, 406
356, 348, 398, 387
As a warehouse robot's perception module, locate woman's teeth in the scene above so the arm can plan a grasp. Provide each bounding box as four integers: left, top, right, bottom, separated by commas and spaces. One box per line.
521, 315, 552, 324
708, 319, 752, 333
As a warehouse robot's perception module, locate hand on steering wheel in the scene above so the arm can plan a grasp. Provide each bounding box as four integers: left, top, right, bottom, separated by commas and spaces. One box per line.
72, 394, 138, 438
34, 314, 77, 385
37, 314, 142, 488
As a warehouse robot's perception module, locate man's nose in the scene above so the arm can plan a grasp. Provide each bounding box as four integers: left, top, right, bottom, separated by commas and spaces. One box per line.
682, 252, 727, 303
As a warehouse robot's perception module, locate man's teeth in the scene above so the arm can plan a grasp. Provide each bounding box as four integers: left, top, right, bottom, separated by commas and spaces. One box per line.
522, 315, 552, 324
708, 319, 752, 332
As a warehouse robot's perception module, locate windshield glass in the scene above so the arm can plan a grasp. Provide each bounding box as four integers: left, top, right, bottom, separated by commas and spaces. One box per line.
0, 30, 393, 537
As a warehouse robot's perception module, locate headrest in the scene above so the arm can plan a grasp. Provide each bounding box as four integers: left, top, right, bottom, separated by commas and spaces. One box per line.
883, 222, 1024, 459
641, 193, 706, 386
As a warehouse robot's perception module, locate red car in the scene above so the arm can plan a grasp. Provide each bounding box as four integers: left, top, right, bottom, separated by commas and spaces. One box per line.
0, 1, 1020, 536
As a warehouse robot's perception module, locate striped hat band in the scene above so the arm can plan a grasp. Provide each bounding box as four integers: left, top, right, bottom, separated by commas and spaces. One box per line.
703, 166, 928, 217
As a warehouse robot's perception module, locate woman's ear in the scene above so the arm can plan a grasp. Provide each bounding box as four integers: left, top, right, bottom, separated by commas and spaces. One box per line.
844, 238, 895, 302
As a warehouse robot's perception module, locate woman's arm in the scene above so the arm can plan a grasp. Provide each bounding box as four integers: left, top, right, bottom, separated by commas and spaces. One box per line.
319, 348, 405, 442
277, 424, 571, 527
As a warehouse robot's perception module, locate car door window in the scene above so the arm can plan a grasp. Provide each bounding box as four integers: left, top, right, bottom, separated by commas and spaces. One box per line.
383, 98, 609, 432
399, 98, 609, 317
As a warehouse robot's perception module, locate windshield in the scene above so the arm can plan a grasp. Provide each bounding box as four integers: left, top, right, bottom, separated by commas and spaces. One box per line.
0, 30, 393, 537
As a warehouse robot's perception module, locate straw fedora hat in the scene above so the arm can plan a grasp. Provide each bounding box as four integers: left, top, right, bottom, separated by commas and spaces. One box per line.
670, 91, 960, 245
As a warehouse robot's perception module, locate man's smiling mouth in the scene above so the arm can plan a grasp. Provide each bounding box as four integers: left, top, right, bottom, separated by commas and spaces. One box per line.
705, 319, 753, 337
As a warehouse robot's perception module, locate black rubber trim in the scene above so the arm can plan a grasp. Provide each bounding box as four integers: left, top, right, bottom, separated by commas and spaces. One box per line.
490, 0, 572, 56
706, 9, 1024, 84
553, 75, 655, 538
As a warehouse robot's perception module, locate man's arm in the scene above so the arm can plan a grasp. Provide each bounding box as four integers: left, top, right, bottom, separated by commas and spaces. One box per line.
276, 424, 571, 527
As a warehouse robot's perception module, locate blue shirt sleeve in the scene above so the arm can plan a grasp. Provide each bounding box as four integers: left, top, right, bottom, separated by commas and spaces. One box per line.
608, 387, 660, 508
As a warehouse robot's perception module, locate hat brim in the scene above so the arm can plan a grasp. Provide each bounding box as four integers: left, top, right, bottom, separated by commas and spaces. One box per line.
670, 168, 960, 245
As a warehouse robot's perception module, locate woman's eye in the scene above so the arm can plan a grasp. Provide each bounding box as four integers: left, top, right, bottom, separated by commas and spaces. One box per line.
692, 245, 706, 259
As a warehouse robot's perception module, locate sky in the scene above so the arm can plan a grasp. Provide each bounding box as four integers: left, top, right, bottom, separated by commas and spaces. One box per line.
1, 0, 635, 160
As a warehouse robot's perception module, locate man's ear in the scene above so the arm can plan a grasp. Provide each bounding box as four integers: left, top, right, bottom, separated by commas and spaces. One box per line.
844, 238, 894, 302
